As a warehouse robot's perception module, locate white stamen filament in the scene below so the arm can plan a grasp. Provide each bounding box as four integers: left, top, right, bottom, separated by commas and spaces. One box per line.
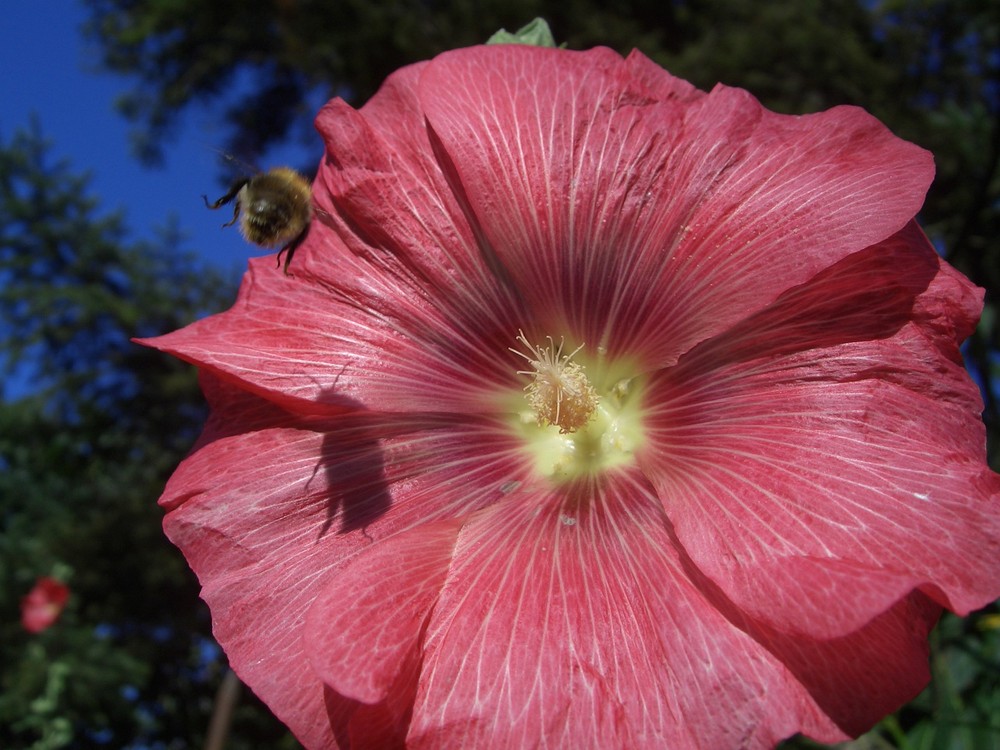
510, 331, 599, 433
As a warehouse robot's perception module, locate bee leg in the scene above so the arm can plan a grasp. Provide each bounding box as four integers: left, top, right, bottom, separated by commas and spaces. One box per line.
203, 178, 248, 210
222, 201, 241, 228
276, 230, 307, 276
276, 245, 295, 275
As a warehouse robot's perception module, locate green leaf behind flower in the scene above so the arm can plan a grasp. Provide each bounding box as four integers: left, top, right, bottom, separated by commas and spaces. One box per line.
486, 18, 559, 47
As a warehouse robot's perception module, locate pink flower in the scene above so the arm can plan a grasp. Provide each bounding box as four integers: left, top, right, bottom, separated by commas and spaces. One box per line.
142, 45, 1000, 749
21, 577, 70, 634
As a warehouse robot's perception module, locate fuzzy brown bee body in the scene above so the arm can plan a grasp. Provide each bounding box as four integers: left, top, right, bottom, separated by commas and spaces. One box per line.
204, 167, 313, 274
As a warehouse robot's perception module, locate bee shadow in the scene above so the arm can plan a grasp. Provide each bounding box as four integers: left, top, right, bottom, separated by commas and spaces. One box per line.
307, 374, 395, 539
314, 416, 392, 538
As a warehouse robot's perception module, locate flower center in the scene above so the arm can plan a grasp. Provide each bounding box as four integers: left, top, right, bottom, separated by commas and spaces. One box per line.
509, 332, 645, 480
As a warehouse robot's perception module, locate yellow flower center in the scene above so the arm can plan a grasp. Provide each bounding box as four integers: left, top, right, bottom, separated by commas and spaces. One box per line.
509, 332, 646, 481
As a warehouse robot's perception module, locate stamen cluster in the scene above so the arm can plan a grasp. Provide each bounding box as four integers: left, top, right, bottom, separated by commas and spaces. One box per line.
511, 332, 599, 433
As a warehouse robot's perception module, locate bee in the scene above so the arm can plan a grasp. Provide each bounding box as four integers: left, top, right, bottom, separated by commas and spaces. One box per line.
203, 167, 313, 274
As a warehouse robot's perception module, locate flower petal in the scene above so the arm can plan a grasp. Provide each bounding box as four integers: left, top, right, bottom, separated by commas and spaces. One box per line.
138, 254, 522, 415
303, 521, 462, 748
304, 521, 459, 703
418, 46, 933, 365
310, 64, 525, 340
622, 49, 706, 104
408, 469, 840, 749
641, 223, 1000, 638
749, 592, 940, 736
160, 374, 530, 748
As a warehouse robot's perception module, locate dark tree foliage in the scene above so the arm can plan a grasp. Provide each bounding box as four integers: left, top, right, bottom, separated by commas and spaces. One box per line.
83, 0, 546, 164
0, 124, 298, 748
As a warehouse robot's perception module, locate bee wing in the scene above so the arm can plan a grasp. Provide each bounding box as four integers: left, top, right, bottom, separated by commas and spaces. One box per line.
200, 143, 262, 181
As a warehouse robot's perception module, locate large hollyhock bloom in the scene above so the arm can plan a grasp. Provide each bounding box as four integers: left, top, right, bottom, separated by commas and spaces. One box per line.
142, 45, 1000, 749
21, 577, 70, 634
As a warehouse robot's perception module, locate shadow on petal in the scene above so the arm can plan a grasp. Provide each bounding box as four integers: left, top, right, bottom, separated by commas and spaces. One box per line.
318, 411, 393, 536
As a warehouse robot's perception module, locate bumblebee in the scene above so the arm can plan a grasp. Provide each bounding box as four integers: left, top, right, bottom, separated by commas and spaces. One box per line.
203, 167, 313, 274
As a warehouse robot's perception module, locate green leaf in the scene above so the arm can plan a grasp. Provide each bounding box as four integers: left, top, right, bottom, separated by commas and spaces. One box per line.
486, 18, 558, 47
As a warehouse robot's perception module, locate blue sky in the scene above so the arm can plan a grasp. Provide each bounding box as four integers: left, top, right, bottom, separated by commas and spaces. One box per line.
1, 1, 318, 276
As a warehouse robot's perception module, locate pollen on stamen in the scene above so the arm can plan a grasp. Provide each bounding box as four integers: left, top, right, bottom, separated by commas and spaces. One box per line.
510, 331, 599, 433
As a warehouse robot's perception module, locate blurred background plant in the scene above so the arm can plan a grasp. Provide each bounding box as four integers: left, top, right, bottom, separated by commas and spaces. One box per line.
1, 1, 996, 747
